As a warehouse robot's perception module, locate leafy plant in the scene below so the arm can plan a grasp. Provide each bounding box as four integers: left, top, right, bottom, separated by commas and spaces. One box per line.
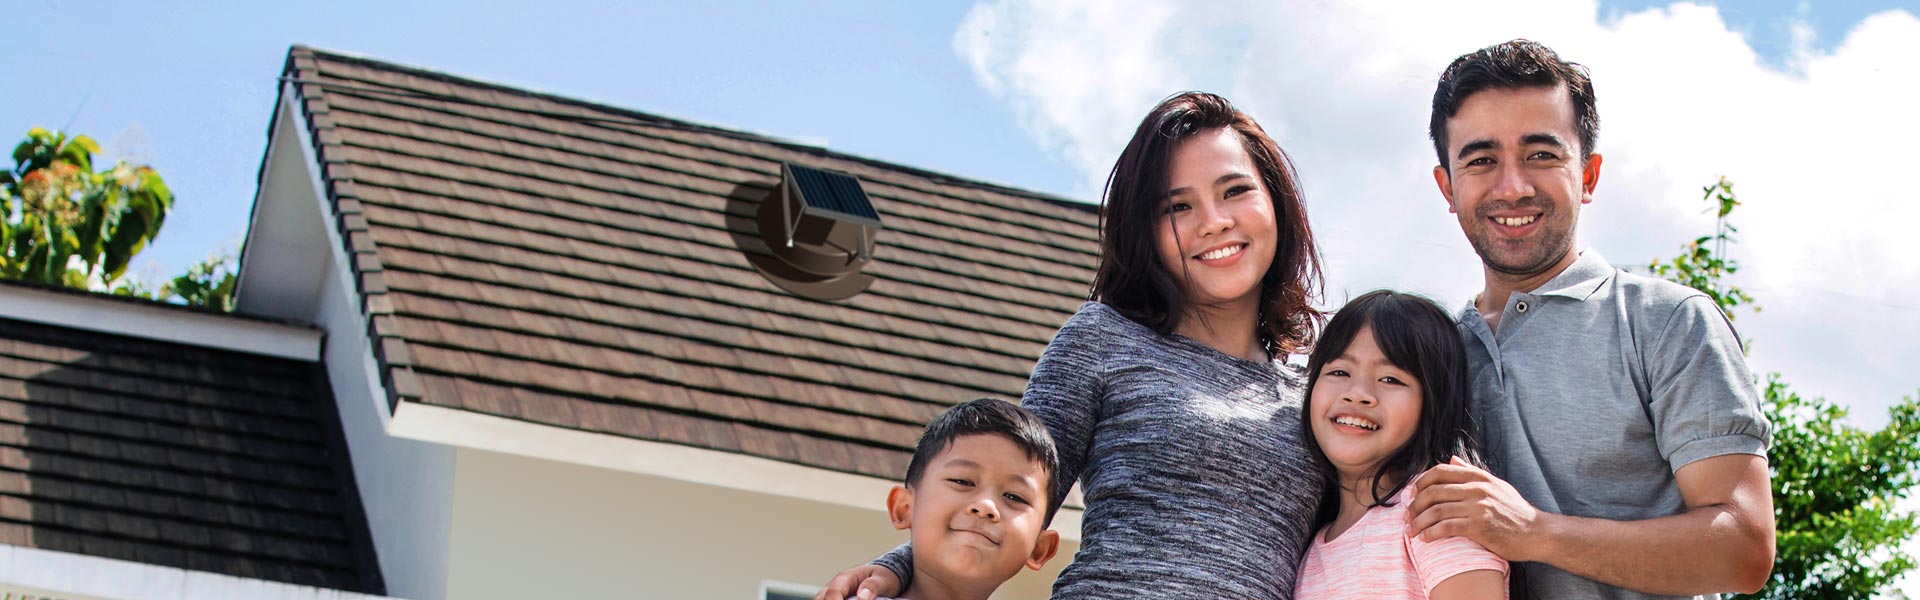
2, 127, 173, 289
1655, 177, 1920, 599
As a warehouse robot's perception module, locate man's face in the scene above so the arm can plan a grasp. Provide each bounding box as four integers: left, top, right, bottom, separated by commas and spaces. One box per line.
1433, 85, 1600, 278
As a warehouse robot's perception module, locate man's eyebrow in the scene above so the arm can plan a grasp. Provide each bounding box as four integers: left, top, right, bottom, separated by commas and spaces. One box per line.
1523, 133, 1570, 150
1455, 139, 1496, 161
1167, 172, 1257, 199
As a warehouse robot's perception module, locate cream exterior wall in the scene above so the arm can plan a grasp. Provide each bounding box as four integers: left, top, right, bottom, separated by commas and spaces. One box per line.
444, 448, 1075, 600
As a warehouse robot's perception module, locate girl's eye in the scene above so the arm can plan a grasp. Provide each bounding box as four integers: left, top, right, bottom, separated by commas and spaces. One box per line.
1163, 201, 1191, 214
1323, 369, 1349, 378
1224, 185, 1254, 198
1381, 376, 1405, 386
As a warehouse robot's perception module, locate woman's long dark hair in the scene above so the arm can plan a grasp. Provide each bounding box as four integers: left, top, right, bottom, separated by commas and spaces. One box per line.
1300, 290, 1484, 528
1089, 91, 1324, 355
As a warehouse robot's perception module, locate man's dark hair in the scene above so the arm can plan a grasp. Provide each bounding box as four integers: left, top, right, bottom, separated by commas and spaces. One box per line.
903, 398, 1065, 526
1429, 39, 1599, 173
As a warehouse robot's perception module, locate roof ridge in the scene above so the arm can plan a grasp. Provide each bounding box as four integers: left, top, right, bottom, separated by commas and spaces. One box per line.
287, 45, 1098, 215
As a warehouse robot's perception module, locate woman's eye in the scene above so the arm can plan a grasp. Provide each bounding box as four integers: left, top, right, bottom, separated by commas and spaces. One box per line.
1224, 185, 1254, 198
1163, 202, 1191, 214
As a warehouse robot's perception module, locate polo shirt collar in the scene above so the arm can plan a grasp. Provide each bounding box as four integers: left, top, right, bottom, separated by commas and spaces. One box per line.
1531, 249, 1615, 301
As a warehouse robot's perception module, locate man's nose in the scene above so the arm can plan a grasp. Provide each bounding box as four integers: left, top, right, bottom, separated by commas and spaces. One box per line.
1490, 161, 1536, 201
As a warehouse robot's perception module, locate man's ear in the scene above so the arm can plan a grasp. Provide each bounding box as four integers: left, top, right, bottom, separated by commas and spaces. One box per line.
1580, 153, 1603, 205
1025, 529, 1061, 571
1433, 165, 1457, 213
887, 485, 913, 530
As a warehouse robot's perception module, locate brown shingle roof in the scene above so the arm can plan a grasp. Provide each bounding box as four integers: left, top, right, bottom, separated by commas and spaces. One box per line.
280, 46, 1101, 482
0, 313, 384, 594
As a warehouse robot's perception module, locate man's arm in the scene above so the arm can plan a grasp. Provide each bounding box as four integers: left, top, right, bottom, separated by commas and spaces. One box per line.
1409, 454, 1774, 595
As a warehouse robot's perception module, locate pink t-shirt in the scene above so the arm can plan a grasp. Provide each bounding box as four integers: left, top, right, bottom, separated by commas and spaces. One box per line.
1294, 486, 1508, 599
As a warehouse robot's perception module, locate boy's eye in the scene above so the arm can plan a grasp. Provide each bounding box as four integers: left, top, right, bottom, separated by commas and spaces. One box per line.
948, 478, 974, 487
1003, 493, 1030, 506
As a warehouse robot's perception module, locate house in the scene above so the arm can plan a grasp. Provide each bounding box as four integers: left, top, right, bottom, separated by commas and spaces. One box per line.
2, 46, 1101, 600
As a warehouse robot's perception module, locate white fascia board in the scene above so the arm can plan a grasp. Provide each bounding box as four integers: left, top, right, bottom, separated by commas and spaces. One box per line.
0, 285, 321, 361
0, 544, 405, 600
389, 401, 1085, 542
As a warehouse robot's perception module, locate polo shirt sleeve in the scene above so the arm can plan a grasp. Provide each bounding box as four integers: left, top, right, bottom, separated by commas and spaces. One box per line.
1647, 295, 1771, 471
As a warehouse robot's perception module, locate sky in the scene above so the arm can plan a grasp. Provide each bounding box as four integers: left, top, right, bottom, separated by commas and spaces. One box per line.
4, 0, 1918, 594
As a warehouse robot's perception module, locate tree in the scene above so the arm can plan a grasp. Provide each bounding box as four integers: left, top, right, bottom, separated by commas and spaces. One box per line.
1652, 177, 1920, 599
2, 127, 174, 289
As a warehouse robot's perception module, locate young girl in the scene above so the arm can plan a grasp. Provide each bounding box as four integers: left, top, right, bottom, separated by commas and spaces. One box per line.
820, 92, 1329, 599
1294, 290, 1507, 599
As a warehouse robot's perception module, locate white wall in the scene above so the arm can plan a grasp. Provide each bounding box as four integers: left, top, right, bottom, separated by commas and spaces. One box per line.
444, 448, 1075, 600
314, 249, 456, 600
247, 90, 458, 600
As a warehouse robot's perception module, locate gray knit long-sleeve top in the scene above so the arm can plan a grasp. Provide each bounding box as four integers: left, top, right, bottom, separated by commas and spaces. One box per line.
877, 302, 1324, 598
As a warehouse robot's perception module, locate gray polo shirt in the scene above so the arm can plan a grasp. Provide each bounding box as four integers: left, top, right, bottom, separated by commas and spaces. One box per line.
1458, 250, 1770, 600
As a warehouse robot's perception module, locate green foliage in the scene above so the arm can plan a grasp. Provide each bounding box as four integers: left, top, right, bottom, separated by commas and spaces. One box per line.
1760, 377, 1920, 598
1649, 177, 1756, 321
1657, 177, 1920, 599
2, 127, 174, 289
163, 251, 238, 313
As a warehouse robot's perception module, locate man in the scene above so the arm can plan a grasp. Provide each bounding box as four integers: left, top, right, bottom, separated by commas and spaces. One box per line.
1408, 39, 1776, 599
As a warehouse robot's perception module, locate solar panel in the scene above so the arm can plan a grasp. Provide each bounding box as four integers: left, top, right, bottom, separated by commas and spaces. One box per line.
786, 163, 883, 226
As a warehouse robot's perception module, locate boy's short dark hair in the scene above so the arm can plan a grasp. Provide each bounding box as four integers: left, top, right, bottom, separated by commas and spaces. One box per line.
1429, 39, 1599, 172
903, 398, 1064, 526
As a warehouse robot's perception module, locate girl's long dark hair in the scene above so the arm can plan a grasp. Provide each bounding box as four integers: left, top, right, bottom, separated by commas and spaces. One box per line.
1089, 91, 1324, 355
1300, 290, 1485, 528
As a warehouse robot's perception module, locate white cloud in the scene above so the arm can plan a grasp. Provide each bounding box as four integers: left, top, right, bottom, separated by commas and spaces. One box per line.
956, 0, 1920, 594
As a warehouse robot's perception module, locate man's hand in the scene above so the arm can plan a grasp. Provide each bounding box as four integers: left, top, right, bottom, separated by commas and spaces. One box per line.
814, 565, 900, 600
1408, 456, 1552, 562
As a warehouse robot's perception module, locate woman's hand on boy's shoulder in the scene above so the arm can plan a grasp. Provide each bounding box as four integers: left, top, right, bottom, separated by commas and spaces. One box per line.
816, 565, 900, 600
1406, 456, 1548, 562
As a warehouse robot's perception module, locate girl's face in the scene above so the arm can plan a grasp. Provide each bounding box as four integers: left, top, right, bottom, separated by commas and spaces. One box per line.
1153, 128, 1279, 308
1309, 324, 1424, 483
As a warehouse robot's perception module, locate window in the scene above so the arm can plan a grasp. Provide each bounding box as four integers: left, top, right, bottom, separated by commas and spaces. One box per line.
761, 580, 818, 600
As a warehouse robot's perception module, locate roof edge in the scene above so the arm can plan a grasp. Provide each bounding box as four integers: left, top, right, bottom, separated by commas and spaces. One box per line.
0, 278, 322, 361
287, 44, 1098, 215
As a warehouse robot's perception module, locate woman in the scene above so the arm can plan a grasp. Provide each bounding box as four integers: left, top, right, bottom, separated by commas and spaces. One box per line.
821, 92, 1326, 599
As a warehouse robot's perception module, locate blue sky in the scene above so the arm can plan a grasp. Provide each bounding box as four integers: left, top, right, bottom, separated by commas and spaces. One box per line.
0, 0, 1893, 277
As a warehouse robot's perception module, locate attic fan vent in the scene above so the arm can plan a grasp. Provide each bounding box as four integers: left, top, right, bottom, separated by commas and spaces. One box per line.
746, 163, 884, 301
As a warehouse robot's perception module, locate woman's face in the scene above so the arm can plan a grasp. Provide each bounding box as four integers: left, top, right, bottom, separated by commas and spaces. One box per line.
1153, 127, 1280, 308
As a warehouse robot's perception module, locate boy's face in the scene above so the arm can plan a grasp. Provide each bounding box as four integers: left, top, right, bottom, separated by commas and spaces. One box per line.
888, 434, 1060, 592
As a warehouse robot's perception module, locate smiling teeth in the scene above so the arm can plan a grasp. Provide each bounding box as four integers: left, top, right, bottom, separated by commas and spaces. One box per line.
1496, 216, 1537, 227
1199, 245, 1245, 260
1334, 416, 1379, 431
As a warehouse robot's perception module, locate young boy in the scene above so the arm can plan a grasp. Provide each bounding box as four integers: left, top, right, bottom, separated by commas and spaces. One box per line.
868, 398, 1063, 600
